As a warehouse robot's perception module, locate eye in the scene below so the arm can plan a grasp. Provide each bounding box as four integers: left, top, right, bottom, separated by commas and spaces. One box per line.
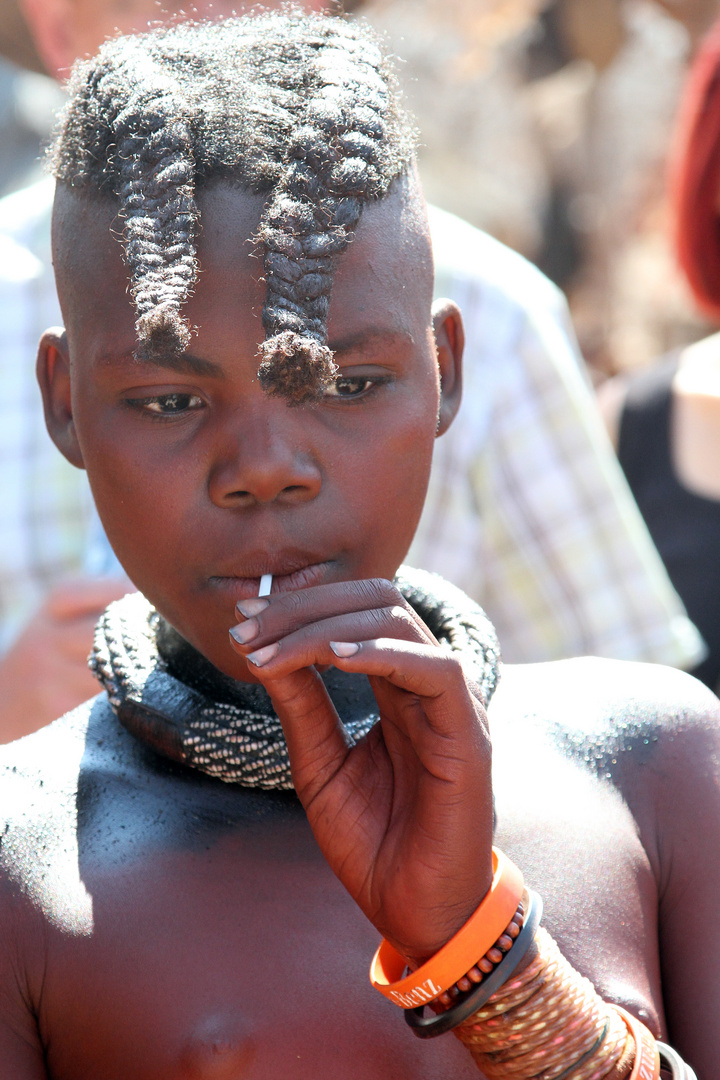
323, 375, 386, 399
126, 392, 205, 417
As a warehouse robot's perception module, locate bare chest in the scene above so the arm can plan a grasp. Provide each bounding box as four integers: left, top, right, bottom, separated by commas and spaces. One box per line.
34, 763, 661, 1080
37, 812, 478, 1080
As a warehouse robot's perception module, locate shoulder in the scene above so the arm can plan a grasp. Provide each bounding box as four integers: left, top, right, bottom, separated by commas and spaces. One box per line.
494, 656, 719, 755
0, 696, 148, 909
492, 657, 720, 842
0, 696, 110, 843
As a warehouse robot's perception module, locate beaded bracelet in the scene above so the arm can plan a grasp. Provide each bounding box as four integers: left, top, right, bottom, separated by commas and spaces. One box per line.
370, 848, 524, 1008
405, 889, 542, 1038
435, 898, 526, 1008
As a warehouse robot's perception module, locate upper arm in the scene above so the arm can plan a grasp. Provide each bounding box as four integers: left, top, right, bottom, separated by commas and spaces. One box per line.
0, 882, 48, 1079
641, 677, 720, 1074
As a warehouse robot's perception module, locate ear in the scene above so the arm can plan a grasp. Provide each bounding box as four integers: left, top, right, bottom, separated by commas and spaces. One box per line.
37, 328, 85, 469
432, 299, 464, 436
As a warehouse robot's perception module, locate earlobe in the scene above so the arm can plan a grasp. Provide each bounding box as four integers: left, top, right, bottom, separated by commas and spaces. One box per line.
37, 329, 85, 469
432, 299, 464, 436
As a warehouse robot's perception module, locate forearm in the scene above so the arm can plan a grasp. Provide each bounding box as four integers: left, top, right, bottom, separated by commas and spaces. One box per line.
453, 927, 638, 1079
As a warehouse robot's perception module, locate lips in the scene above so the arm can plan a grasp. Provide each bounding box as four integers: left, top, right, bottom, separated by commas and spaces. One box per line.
208, 559, 334, 603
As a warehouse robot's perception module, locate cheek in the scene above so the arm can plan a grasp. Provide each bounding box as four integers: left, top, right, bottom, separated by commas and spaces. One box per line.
75, 404, 201, 584
339, 392, 437, 571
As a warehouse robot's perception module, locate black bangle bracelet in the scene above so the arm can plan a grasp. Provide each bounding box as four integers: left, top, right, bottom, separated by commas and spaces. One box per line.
404, 888, 543, 1039
657, 1043, 698, 1080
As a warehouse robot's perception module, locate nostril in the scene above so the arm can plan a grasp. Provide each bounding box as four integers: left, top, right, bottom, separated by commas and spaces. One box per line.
227, 490, 255, 506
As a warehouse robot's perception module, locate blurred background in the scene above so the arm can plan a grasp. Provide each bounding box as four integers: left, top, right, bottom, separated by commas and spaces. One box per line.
355, 0, 718, 381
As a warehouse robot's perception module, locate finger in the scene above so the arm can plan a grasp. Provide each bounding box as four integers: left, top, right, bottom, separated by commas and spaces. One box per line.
335, 638, 487, 737
232, 578, 437, 650
251, 664, 352, 807
239, 630, 482, 739
46, 577, 134, 620
230, 600, 432, 661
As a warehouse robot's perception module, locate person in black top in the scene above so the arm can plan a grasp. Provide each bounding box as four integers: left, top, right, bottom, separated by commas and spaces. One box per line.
600, 16, 720, 694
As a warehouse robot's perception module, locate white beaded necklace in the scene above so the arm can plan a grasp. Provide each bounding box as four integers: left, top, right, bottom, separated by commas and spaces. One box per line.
90, 567, 501, 790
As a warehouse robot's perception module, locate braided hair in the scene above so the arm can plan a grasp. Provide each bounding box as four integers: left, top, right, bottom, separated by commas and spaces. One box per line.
49, 11, 416, 404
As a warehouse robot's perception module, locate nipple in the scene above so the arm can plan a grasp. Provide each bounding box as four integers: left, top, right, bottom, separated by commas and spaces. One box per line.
180, 1015, 256, 1078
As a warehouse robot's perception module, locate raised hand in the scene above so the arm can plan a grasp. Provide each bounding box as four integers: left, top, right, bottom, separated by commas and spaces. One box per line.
229, 578, 494, 966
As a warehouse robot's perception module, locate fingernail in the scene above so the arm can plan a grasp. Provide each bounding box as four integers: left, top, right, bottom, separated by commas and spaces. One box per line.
245, 642, 280, 667
229, 619, 258, 645
330, 641, 360, 658
236, 597, 270, 618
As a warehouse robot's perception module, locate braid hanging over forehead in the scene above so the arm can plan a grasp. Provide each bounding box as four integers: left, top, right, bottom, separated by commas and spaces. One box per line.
49, 11, 416, 404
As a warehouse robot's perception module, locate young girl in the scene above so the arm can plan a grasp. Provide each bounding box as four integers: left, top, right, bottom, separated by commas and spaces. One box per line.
1, 12, 716, 1077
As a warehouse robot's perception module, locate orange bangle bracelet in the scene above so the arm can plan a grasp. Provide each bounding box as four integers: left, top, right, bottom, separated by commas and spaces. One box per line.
613, 1006, 660, 1080
370, 848, 524, 1008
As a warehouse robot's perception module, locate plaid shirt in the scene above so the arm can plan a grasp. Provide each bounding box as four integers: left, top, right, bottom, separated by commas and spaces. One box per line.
0, 178, 93, 653
0, 183, 703, 668
408, 206, 704, 666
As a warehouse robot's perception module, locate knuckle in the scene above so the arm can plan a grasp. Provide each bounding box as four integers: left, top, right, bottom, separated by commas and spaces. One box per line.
361, 604, 417, 639
270, 590, 308, 634
282, 591, 306, 615
438, 648, 465, 678
359, 577, 402, 609
387, 604, 415, 628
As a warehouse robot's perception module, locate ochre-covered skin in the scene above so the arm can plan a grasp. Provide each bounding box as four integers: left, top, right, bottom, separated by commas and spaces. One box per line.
3, 179, 717, 1077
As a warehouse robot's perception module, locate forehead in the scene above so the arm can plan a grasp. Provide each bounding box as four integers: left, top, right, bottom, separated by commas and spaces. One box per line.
52, 176, 434, 358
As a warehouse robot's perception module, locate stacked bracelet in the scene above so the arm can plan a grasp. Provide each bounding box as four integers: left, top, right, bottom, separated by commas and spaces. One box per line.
370, 848, 524, 1009
369, 847, 698, 1080
405, 888, 542, 1037
453, 930, 638, 1079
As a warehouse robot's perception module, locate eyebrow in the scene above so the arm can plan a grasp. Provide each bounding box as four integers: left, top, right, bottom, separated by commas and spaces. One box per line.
100, 351, 225, 378
99, 328, 412, 373
329, 328, 414, 357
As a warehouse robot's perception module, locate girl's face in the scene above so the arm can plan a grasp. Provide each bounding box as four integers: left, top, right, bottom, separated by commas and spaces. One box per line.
44, 180, 462, 681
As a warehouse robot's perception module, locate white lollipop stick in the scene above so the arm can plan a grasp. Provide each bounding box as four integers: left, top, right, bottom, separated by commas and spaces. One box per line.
258, 573, 273, 597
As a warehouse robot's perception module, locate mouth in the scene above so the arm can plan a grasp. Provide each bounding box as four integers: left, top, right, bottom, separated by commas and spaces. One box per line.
208, 560, 334, 602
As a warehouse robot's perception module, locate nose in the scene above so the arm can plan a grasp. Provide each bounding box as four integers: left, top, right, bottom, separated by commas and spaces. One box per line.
207, 399, 323, 509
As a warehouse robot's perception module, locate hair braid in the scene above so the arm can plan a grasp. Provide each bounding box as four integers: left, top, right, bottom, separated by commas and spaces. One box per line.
256, 23, 402, 402
50, 12, 416, 403
116, 112, 198, 360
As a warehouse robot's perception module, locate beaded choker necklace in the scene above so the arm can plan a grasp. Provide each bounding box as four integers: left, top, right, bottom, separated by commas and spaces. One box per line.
90, 567, 501, 790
